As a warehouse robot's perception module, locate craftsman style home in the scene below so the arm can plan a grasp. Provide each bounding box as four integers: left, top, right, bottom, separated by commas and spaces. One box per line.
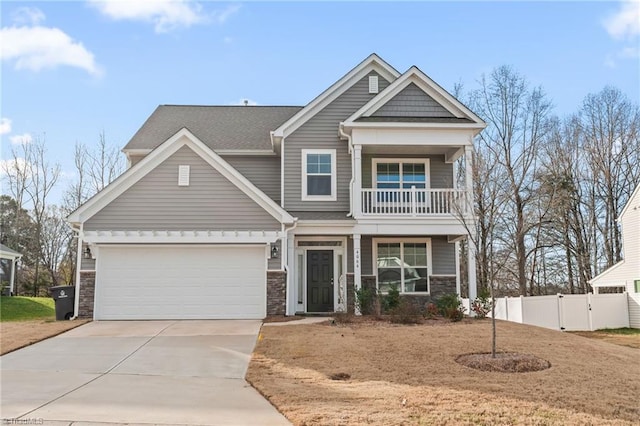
68, 54, 485, 320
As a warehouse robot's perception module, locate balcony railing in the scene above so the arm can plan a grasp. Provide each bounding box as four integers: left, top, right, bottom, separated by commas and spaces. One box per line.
360, 188, 467, 216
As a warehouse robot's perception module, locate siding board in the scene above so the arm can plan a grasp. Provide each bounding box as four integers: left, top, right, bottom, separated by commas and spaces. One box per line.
85, 146, 280, 231
372, 83, 454, 117
284, 72, 390, 211
362, 154, 453, 189
223, 156, 281, 204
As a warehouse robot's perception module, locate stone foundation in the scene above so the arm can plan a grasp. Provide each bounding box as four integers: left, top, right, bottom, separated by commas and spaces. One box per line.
78, 271, 96, 319
345, 274, 457, 314
266, 270, 286, 316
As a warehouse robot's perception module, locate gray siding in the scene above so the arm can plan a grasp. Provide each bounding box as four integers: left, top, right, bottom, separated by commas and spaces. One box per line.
362, 154, 453, 189
85, 146, 280, 231
80, 243, 95, 270
268, 240, 281, 270
347, 235, 373, 275
431, 236, 456, 275
223, 155, 281, 204
372, 83, 454, 117
284, 72, 390, 211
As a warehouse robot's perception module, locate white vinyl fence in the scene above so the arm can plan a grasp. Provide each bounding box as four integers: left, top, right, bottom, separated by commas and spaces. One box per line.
462, 293, 630, 331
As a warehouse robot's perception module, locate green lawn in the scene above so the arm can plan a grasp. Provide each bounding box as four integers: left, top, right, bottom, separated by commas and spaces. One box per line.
597, 327, 640, 335
0, 296, 55, 322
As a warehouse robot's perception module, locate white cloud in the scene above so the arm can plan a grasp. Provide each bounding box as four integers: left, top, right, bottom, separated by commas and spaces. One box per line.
0, 118, 11, 135
213, 4, 241, 24
223, 36, 233, 44
232, 98, 258, 106
11, 7, 46, 26
9, 133, 33, 145
1, 8, 102, 76
89, 0, 208, 33
604, 1, 640, 40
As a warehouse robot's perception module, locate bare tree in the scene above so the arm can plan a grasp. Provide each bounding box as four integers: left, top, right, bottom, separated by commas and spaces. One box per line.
472, 66, 552, 296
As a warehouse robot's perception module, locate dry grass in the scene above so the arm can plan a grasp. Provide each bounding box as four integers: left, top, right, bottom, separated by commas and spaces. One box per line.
0, 319, 90, 355
247, 319, 639, 425
571, 330, 640, 349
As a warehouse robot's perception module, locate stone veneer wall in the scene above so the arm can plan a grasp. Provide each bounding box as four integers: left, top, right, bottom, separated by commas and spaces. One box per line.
266, 270, 286, 316
78, 271, 96, 319
346, 274, 457, 314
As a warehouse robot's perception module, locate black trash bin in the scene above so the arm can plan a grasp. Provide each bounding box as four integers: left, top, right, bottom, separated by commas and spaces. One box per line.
50, 286, 75, 320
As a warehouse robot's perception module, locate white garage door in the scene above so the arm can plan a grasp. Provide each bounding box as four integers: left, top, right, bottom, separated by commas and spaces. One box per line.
95, 245, 267, 320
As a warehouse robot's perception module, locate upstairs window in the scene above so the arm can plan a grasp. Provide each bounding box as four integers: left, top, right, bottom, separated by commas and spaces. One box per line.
302, 149, 336, 201
375, 160, 427, 189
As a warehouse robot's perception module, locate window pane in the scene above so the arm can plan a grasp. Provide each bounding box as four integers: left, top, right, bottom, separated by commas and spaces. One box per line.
377, 163, 400, 185
404, 243, 427, 266
378, 268, 401, 292
404, 268, 428, 292
307, 175, 331, 195
319, 164, 331, 174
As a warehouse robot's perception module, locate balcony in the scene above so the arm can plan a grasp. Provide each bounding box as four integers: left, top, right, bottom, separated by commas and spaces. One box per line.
360, 188, 468, 216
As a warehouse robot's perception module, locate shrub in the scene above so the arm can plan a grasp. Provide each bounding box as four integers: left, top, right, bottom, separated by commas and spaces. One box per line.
471, 288, 492, 319
389, 299, 422, 324
424, 302, 439, 319
436, 293, 466, 322
383, 284, 400, 312
355, 287, 375, 315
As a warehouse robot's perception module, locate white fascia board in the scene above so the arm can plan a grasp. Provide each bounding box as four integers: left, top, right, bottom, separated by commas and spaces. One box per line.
68, 128, 294, 225
351, 127, 477, 147
353, 220, 469, 236
0, 250, 22, 260
82, 230, 283, 244
271, 54, 400, 142
620, 183, 640, 219
347, 121, 486, 131
344, 66, 486, 127
292, 222, 356, 235
122, 148, 152, 155
589, 260, 626, 286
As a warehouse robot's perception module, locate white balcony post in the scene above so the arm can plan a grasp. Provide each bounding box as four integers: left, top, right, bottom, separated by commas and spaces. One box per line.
467, 238, 477, 300
353, 144, 362, 217
464, 146, 473, 216
353, 233, 362, 315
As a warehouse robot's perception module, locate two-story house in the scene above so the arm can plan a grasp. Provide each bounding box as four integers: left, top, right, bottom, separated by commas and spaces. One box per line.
67, 54, 485, 320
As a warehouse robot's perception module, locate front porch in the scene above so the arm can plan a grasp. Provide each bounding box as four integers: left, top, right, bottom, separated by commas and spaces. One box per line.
284, 232, 476, 315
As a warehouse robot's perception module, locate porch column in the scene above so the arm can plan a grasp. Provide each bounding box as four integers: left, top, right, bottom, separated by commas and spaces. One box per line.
464, 146, 473, 216
285, 235, 296, 315
74, 233, 83, 317
467, 238, 477, 300
353, 144, 362, 217
353, 233, 362, 315
9, 258, 17, 295
455, 241, 461, 296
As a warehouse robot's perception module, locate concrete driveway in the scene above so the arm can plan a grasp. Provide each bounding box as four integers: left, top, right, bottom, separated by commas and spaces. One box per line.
1, 320, 290, 425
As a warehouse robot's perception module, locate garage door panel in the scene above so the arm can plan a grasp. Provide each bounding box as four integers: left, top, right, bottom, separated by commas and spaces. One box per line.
95, 245, 266, 320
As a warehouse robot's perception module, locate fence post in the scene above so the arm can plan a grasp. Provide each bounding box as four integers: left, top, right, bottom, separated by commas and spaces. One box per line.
504, 296, 509, 321
519, 295, 524, 324
557, 293, 564, 331
587, 292, 594, 331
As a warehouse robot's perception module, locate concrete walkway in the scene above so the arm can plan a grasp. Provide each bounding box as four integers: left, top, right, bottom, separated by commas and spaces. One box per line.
1, 320, 290, 425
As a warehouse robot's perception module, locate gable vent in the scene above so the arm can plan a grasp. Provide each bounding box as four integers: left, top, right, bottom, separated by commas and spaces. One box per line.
369, 75, 379, 94
178, 165, 190, 186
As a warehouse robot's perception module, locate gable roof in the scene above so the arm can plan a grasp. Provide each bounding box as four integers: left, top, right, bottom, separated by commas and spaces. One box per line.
270, 54, 401, 148
343, 66, 485, 131
620, 182, 640, 220
0, 243, 22, 259
69, 128, 295, 226
123, 105, 302, 154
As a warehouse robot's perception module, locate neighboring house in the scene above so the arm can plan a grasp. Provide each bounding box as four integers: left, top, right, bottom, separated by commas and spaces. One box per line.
67, 54, 485, 320
590, 183, 640, 328
0, 243, 22, 296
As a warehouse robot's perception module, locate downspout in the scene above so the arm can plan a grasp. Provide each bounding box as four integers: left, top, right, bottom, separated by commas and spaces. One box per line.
71, 223, 82, 320
282, 218, 299, 316
339, 122, 354, 217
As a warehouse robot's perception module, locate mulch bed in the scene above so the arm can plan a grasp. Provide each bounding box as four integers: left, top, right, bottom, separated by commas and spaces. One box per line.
456, 351, 551, 373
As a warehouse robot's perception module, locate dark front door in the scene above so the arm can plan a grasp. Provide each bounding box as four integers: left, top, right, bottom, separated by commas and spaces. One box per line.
307, 250, 334, 312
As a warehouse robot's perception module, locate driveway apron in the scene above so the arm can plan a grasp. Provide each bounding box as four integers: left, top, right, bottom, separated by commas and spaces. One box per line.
1, 320, 291, 425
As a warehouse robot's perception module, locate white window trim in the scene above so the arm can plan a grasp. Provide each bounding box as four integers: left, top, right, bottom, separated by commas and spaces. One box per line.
373, 237, 432, 294
302, 149, 337, 201
371, 158, 431, 190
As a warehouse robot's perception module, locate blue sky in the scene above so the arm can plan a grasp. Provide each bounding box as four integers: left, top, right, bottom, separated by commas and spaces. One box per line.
1, 1, 639, 204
